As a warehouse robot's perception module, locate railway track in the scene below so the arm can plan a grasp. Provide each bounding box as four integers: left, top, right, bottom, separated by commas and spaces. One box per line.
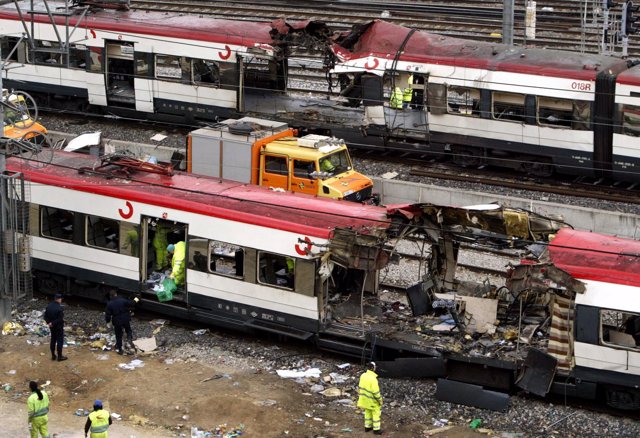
409, 164, 640, 205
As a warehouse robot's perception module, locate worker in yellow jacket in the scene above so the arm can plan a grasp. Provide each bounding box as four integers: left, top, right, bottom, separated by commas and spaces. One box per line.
357, 362, 383, 434
84, 400, 112, 438
27, 381, 49, 438
167, 241, 186, 286
390, 86, 403, 109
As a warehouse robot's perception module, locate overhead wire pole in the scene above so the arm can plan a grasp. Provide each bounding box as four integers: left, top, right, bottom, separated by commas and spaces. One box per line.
503, 0, 515, 45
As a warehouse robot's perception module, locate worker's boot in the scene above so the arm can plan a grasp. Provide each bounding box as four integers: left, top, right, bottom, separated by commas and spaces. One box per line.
365, 427, 373, 432
57, 355, 68, 361
51, 352, 57, 361
373, 430, 383, 435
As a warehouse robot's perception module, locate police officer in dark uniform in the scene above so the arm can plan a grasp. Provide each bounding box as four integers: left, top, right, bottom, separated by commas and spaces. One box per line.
44, 293, 68, 361
105, 290, 138, 355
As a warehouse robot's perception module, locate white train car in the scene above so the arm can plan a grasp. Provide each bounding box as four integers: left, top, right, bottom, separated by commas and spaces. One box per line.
7, 151, 390, 337
614, 64, 640, 181
330, 20, 638, 179
0, 0, 282, 121
545, 228, 640, 408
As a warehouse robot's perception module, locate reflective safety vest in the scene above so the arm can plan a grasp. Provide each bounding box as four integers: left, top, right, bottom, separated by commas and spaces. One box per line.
403, 75, 414, 103
357, 369, 383, 409
403, 86, 413, 103
89, 409, 110, 438
171, 241, 187, 285
27, 391, 50, 420
390, 87, 403, 109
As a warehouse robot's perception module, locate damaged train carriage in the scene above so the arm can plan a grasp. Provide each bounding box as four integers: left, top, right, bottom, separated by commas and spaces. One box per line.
7, 151, 640, 408
367, 204, 640, 411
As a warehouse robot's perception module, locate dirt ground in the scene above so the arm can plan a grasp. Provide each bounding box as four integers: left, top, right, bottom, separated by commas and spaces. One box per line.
0, 334, 487, 438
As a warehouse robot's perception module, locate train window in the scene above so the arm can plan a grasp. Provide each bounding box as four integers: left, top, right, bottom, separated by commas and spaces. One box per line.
447, 86, 480, 116
155, 55, 191, 81
492, 92, 525, 122
258, 251, 294, 289
207, 240, 244, 278
40, 207, 74, 242
193, 59, 220, 86
89, 47, 102, 72
0, 37, 24, 63
119, 222, 139, 257
86, 215, 119, 251
600, 309, 640, 349
69, 44, 88, 70
264, 155, 288, 176
622, 104, 640, 137
32, 40, 61, 65
537, 97, 575, 128
135, 52, 150, 76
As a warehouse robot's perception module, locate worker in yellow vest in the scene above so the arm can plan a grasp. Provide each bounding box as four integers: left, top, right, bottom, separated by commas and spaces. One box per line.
27, 381, 49, 438
403, 75, 414, 109
167, 241, 187, 286
356, 362, 383, 434
84, 400, 112, 438
390, 86, 403, 109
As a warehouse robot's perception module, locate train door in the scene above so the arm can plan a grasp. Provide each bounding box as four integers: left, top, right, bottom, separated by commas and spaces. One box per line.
139, 216, 189, 302
105, 41, 135, 108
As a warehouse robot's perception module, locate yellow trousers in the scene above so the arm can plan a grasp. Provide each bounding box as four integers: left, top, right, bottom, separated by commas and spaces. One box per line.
363, 406, 381, 431
29, 415, 49, 438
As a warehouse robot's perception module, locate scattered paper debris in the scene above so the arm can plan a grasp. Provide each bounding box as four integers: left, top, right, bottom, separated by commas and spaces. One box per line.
133, 337, 157, 352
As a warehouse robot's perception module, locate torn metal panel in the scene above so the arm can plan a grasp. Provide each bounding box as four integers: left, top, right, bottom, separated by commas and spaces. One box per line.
515, 348, 558, 397
328, 227, 389, 270
376, 358, 445, 378
406, 282, 431, 316
446, 355, 516, 391
390, 203, 568, 248
506, 263, 585, 296
435, 379, 510, 411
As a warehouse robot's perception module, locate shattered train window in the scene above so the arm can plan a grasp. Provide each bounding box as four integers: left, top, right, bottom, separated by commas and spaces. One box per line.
600, 309, 640, 349
258, 251, 294, 289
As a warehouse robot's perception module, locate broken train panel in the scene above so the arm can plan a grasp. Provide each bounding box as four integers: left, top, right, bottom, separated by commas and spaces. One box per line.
320, 203, 640, 409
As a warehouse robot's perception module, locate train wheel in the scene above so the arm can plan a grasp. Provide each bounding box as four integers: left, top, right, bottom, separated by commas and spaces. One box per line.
604, 384, 640, 410
522, 161, 553, 178
452, 148, 484, 168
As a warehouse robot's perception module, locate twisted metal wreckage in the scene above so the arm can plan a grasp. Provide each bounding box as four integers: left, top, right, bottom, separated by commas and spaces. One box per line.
320, 202, 640, 410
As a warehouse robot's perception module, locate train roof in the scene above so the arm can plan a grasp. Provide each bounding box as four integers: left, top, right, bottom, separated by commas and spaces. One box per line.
6, 151, 391, 239
616, 63, 640, 86
332, 20, 629, 80
1, 1, 276, 48
547, 228, 640, 287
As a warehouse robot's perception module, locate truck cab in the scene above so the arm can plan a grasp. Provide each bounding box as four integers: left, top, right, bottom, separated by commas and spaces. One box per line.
187, 117, 375, 202
259, 133, 373, 202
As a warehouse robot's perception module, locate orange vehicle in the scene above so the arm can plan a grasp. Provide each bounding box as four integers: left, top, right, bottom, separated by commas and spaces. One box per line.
187, 117, 375, 203
2, 89, 47, 142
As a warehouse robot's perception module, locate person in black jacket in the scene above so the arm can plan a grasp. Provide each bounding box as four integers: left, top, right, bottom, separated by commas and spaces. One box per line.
105, 290, 138, 355
44, 293, 67, 361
